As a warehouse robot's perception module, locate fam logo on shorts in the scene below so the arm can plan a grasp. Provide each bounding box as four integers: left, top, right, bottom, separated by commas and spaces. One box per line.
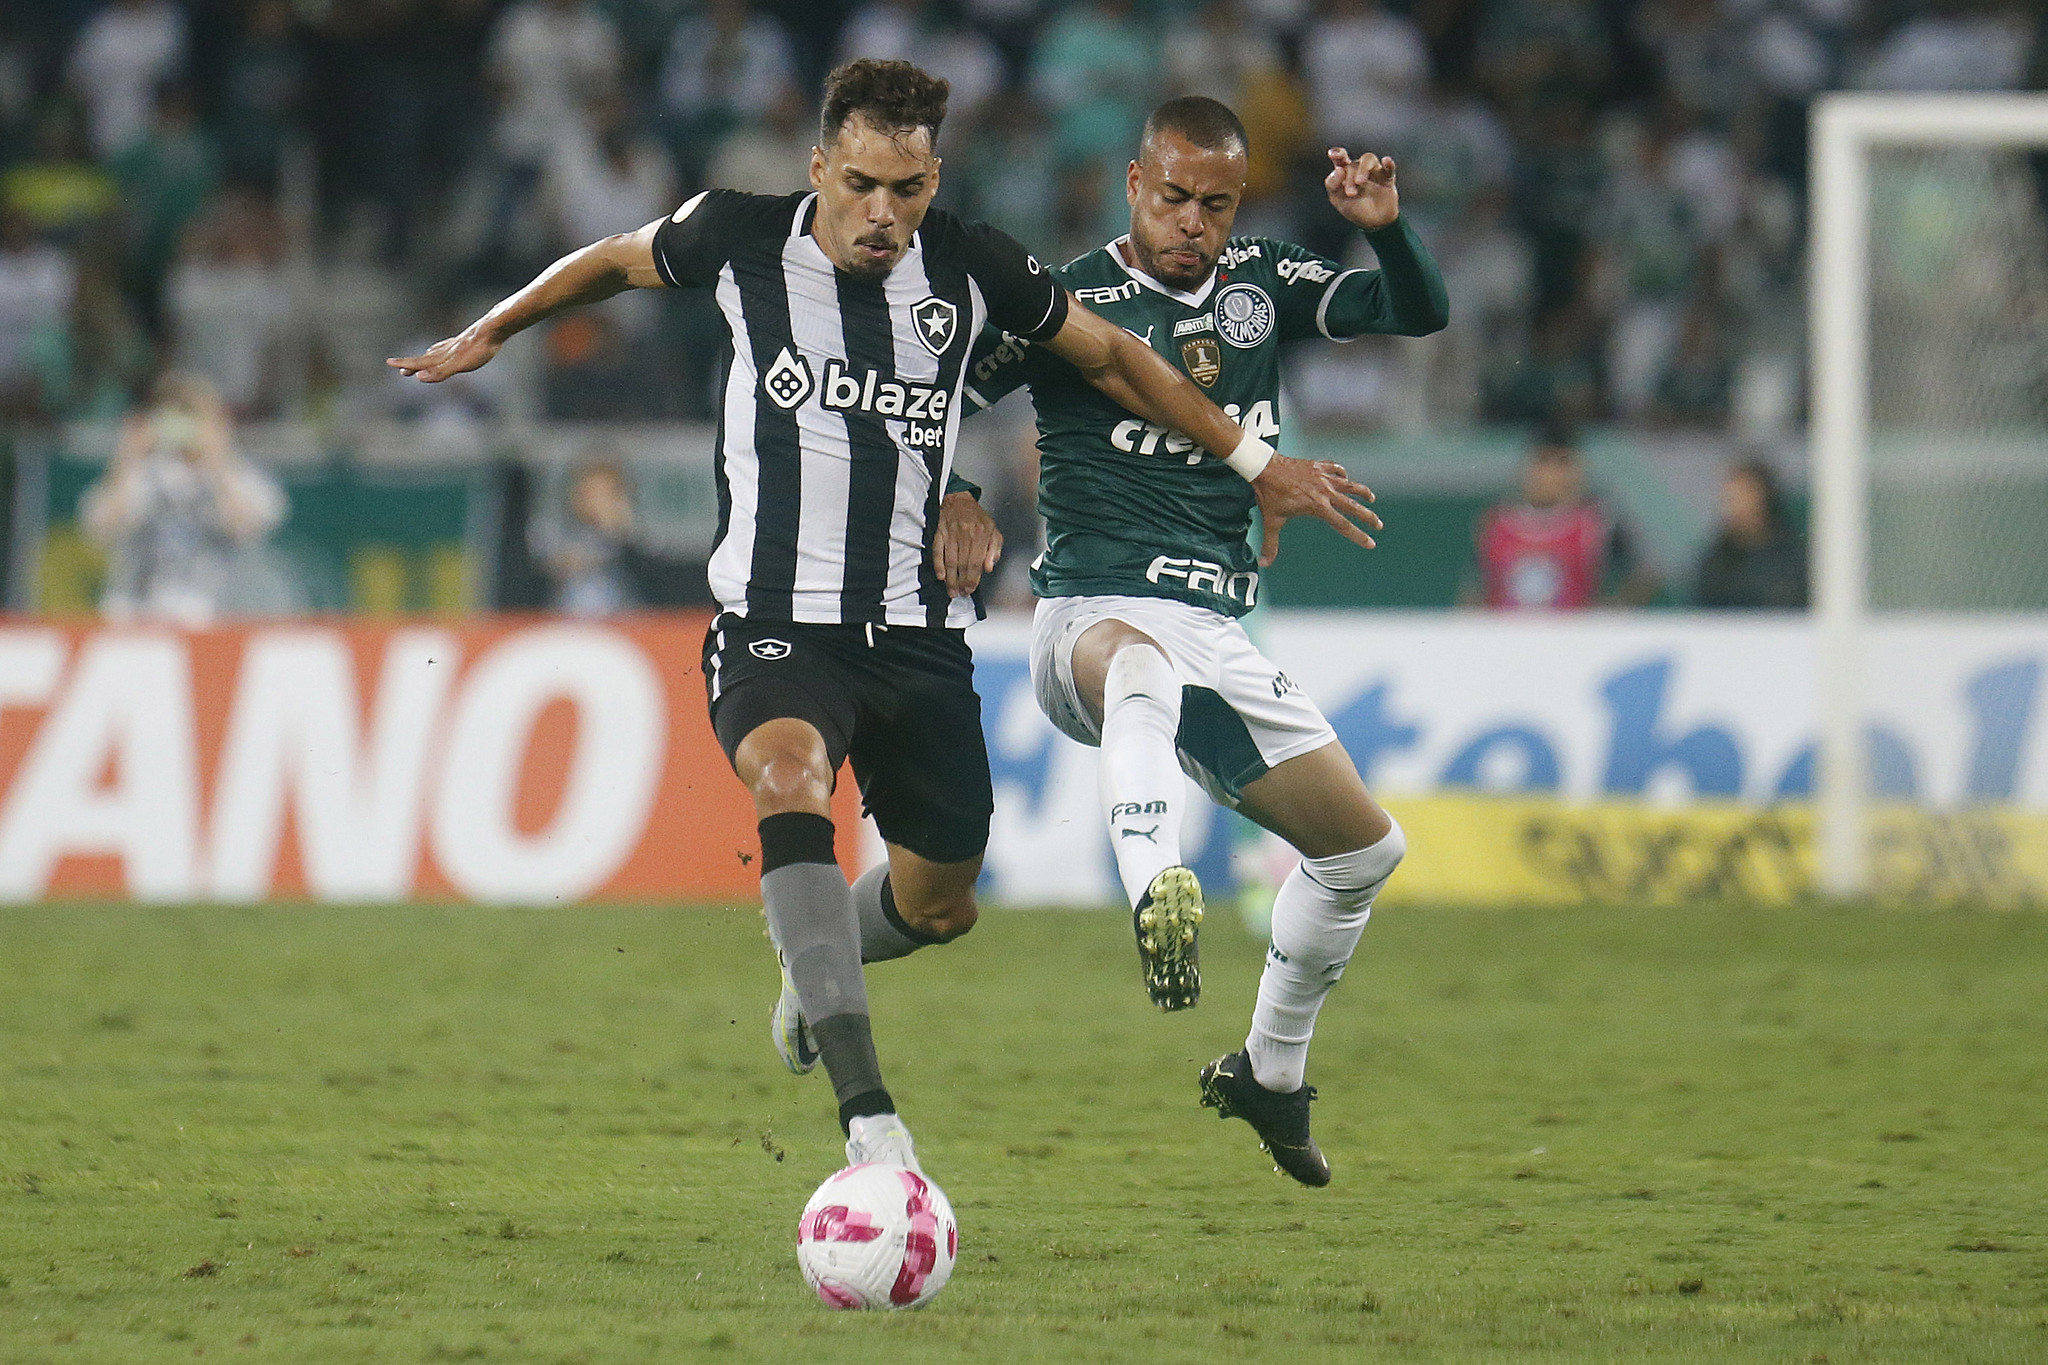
749, 638, 793, 660
1215, 282, 1274, 348
910, 296, 958, 357
761, 347, 814, 410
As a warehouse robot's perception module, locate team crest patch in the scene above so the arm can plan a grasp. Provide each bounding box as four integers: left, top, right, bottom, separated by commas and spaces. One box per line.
1180, 337, 1221, 387
761, 347, 813, 409
910, 296, 958, 357
1215, 282, 1275, 348
749, 639, 792, 660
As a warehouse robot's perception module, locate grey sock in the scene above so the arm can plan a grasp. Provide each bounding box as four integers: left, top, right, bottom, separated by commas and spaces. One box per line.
811, 1013, 887, 1110
854, 864, 943, 963
762, 862, 876, 1099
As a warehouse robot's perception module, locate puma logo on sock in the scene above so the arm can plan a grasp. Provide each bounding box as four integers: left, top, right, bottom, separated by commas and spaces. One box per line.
1119, 825, 1161, 842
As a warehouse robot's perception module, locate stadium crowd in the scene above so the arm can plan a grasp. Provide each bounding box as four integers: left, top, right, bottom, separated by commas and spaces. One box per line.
3, 0, 2042, 433
0, 0, 2041, 617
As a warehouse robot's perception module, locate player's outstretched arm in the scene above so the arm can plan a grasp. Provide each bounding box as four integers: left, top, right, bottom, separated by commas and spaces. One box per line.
386, 220, 670, 382
1041, 297, 1382, 566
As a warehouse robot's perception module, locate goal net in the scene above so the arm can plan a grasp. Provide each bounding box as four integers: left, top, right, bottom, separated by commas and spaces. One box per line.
1811, 94, 2048, 898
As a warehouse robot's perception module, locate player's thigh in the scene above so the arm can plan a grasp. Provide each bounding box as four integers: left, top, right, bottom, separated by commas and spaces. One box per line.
1030, 595, 1213, 743
846, 631, 994, 869
1234, 740, 1394, 859
1068, 619, 1168, 726
703, 615, 859, 809
1173, 620, 1337, 817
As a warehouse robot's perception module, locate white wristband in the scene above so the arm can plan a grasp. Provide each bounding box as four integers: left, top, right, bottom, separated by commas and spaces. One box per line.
1223, 433, 1274, 482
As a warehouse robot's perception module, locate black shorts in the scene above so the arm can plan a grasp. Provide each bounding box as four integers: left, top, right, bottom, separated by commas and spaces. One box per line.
702, 614, 994, 865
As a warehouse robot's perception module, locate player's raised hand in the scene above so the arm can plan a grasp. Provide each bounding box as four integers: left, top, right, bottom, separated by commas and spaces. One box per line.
387, 326, 501, 384
932, 489, 1003, 597
1251, 455, 1381, 567
1324, 148, 1399, 231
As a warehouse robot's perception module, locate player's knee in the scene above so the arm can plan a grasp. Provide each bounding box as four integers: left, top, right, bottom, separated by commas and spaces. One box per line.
1303, 815, 1405, 893
903, 891, 978, 942
749, 753, 832, 815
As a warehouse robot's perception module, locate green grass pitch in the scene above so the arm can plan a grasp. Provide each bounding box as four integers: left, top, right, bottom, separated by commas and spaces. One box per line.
2, 898, 2045, 1364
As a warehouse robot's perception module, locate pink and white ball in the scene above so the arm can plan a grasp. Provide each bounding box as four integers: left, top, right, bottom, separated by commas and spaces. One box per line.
796, 1163, 958, 1310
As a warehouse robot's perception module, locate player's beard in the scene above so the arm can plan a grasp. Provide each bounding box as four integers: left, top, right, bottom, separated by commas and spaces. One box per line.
1133, 233, 1216, 290
845, 231, 899, 280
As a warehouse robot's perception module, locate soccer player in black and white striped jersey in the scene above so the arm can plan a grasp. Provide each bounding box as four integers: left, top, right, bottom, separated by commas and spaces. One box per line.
390, 60, 1380, 1175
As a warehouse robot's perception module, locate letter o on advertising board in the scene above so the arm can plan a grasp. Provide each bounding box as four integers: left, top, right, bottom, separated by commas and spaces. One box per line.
431, 626, 664, 902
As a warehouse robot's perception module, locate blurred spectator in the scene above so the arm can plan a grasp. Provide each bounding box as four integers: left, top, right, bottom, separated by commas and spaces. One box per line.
1593, 114, 1713, 419
545, 93, 677, 253
487, 0, 621, 168
963, 0, 1050, 81
217, 0, 304, 191
659, 0, 797, 186
1032, 0, 1156, 249
1631, 0, 1750, 128
1647, 295, 1734, 427
1473, 0, 1610, 119
81, 371, 287, 626
167, 185, 290, 415
545, 92, 675, 337
66, 0, 187, 159
1303, 0, 1433, 147
3, 106, 119, 241
838, 2, 1003, 127
533, 456, 636, 615
1694, 457, 1807, 608
0, 206, 76, 419
1466, 428, 1660, 609
1509, 96, 1604, 316
1164, 0, 1303, 210
1164, 0, 1281, 107
954, 91, 1061, 257
109, 81, 218, 338
1484, 303, 1599, 424
1032, 0, 1155, 152
1858, 0, 2033, 92
706, 85, 817, 196
477, 0, 621, 275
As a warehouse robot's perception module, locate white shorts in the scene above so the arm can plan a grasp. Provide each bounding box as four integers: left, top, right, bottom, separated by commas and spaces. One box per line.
1030, 594, 1338, 806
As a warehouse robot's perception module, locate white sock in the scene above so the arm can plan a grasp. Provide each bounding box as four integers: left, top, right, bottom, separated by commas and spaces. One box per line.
1098, 644, 1185, 907
1246, 819, 1406, 1093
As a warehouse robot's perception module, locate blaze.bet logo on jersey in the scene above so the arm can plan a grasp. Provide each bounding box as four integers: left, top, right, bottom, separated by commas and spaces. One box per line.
1214, 282, 1274, 347
761, 347, 815, 409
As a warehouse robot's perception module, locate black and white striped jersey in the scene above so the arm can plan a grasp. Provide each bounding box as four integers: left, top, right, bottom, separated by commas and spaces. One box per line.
652, 189, 1069, 628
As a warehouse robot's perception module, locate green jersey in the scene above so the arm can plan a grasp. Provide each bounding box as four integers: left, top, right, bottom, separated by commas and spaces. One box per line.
964, 218, 1448, 616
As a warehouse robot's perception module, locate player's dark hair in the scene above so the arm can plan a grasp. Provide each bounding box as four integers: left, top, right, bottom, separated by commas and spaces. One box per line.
820, 59, 949, 148
1141, 96, 1249, 158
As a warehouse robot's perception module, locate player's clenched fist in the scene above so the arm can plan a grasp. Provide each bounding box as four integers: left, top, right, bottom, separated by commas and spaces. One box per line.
1324, 147, 1399, 231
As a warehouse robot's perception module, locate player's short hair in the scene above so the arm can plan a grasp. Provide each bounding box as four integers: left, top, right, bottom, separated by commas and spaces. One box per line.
820, 59, 950, 149
1141, 96, 1249, 159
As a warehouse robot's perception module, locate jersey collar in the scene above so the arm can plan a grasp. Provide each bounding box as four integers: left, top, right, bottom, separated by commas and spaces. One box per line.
1108, 236, 1218, 308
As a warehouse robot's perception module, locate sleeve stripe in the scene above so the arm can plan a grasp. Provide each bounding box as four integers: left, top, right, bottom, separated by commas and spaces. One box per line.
1028, 285, 1062, 339
1316, 268, 1368, 342
653, 190, 710, 289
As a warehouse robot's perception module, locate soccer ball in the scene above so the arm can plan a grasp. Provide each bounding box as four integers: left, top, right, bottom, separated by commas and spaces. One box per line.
796, 1162, 957, 1310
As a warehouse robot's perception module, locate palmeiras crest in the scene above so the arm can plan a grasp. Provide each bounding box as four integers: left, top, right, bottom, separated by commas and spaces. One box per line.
910, 296, 959, 357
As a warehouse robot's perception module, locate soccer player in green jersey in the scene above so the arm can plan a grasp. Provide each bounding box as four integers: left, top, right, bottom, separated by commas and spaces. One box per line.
961, 97, 1448, 1185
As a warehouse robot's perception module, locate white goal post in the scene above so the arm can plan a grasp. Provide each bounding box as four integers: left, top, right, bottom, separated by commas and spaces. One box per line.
1809, 92, 2048, 895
